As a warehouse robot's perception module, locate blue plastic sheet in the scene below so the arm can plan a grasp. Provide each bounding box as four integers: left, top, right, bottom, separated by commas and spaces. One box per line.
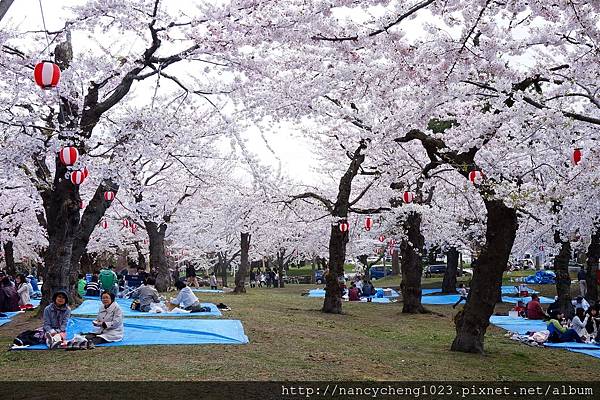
524, 270, 556, 285
13, 317, 249, 350
500, 285, 538, 295
422, 289, 440, 295
544, 342, 600, 350
421, 295, 462, 305
0, 311, 24, 327
489, 315, 548, 334
72, 299, 221, 317
192, 289, 224, 293
568, 349, 600, 359
501, 296, 554, 304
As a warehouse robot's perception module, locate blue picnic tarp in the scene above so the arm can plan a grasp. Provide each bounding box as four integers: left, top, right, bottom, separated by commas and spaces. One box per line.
0, 311, 25, 327
501, 296, 554, 304
12, 317, 248, 350
72, 299, 221, 317
421, 294, 462, 305
420, 286, 537, 296
192, 289, 224, 293
524, 270, 556, 285
489, 315, 548, 334
568, 349, 600, 359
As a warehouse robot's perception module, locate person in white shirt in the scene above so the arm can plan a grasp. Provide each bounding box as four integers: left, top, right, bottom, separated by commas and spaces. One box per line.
15, 274, 32, 306
571, 307, 589, 340
209, 272, 218, 290
572, 296, 590, 312
169, 280, 204, 312
453, 284, 468, 309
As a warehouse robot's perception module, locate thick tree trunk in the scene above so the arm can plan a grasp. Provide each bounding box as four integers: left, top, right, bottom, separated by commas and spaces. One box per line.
234, 232, 250, 293
585, 225, 600, 303
218, 252, 229, 287
554, 233, 574, 319
451, 200, 518, 354
400, 212, 426, 313
442, 247, 459, 294
40, 158, 81, 309
391, 248, 400, 276
322, 225, 346, 314
3, 241, 15, 276
69, 180, 119, 289
311, 256, 316, 284
145, 221, 169, 292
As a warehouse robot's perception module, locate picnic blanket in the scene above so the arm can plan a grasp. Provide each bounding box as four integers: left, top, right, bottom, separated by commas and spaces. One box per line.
12, 317, 249, 350
0, 311, 24, 327
501, 296, 553, 304
72, 299, 221, 317
489, 315, 548, 335
192, 289, 224, 293
524, 270, 556, 285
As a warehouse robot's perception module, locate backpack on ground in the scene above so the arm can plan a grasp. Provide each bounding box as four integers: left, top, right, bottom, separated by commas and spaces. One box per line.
13, 328, 45, 346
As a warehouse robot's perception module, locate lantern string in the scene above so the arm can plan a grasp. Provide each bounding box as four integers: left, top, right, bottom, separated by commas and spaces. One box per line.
38, 0, 52, 58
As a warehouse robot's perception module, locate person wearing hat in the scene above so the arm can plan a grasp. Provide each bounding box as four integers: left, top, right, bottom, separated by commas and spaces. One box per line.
43, 291, 71, 349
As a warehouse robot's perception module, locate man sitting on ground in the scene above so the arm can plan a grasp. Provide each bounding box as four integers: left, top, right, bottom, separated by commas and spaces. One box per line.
347, 283, 361, 301
526, 294, 547, 320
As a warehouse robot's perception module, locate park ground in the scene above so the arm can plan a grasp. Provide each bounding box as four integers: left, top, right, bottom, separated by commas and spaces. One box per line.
0, 271, 597, 381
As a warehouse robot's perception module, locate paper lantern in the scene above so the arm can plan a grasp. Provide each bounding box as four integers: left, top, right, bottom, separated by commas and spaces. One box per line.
70, 170, 85, 185
388, 239, 396, 247
122, 219, 130, 228
402, 191, 414, 203
104, 191, 115, 201
378, 235, 385, 242
339, 220, 349, 233
572, 148, 582, 166
58, 147, 78, 166
100, 219, 108, 229
33, 61, 61, 89
79, 201, 85, 209
469, 170, 484, 184
364, 217, 373, 231
82, 166, 89, 179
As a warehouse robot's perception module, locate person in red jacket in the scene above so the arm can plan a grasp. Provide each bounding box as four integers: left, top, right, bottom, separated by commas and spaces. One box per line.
0, 276, 20, 312
347, 283, 361, 301
526, 294, 547, 320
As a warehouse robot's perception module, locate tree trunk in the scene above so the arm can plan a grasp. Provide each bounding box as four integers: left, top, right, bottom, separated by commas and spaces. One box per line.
554, 232, 574, 319
218, 252, 228, 287
234, 232, 250, 293
442, 247, 459, 294
145, 221, 169, 292
311, 256, 316, 284
585, 224, 600, 303
451, 200, 518, 354
3, 241, 15, 276
400, 212, 426, 313
69, 180, 119, 289
391, 249, 400, 276
40, 157, 82, 309
322, 225, 346, 314
275, 250, 286, 288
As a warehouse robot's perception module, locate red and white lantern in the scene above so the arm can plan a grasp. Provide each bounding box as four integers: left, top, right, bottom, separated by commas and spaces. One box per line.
378, 235, 385, 242
100, 219, 108, 229
122, 219, 130, 228
339, 220, 349, 233
70, 170, 85, 185
364, 217, 373, 231
402, 191, 414, 203
388, 247, 395, 256
79, 201, 85, 209
469, 170, 484, 184
572, 148, 582, 166
59, 147, 78, 166
131, 224, 137, 234
33, 61, 61, 89
143, 239, 148, 245
104, 191, 115, 201
82, 166, 89, 179
388, 238, 396, 247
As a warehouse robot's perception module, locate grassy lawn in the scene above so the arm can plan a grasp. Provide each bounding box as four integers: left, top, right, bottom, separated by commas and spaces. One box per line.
286, 263, 356, 277
0, 282, 598, 381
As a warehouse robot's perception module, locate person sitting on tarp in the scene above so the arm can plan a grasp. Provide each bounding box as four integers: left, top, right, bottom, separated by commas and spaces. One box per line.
85, 275, 101, 297
546, 296, 560, 316
99, 266, 118, 296
77, 274, 87, 297
85, 291, 124, 346
168, 280, 206, 312
571, 307, 589, 340
362, 280, 376, 297
546, 309, 584, 343
0, 276, 19, 312
512, 300, 526, 317
348, 283, 361, 301
28, 274, 39, 293
585, 305, 600, 342
525, 294, 547, 320
137, 277, 161, 312
15, 274, 32, 308
43, 291, 71, 349
572, 296, 590, 312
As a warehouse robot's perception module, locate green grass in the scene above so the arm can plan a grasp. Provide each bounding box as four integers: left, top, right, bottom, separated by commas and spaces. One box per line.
1, 283, 598, 381
286, 263, 356, 277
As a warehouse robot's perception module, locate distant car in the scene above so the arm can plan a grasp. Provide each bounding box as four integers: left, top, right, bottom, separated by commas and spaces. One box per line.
369, 265, 392, 280
426, 264, 447, 274
315, 269, 349, 284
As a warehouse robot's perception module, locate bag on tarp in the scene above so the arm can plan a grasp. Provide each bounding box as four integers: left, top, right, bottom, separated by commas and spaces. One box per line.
14, 328, 44, 346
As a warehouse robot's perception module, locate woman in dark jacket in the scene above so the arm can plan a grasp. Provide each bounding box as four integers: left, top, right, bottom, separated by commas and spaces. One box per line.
0, 276, 19, 312
43, 291, 71, 349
